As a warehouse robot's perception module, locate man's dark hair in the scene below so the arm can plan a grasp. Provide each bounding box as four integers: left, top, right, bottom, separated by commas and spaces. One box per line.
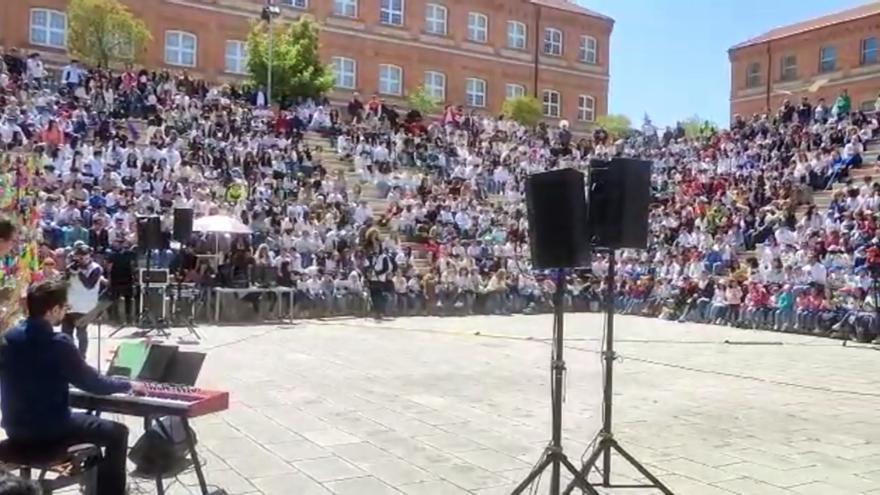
26, 280, 68, 319
0, 218, 15, 242
0, 472, 41, 495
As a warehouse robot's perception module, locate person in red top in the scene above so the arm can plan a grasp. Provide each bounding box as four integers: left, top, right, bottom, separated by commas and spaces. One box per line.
40, 119, 64, 148
796, 286, 824, 332
743, 282, 770, 328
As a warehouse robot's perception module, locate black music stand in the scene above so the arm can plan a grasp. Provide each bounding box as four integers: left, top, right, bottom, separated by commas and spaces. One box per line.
76, 299, 115, 374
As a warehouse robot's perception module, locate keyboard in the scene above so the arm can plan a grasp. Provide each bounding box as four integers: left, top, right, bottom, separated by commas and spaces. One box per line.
70, 382, 230, 418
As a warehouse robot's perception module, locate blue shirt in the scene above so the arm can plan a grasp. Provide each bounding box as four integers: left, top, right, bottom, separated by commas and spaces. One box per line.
0, 317, 131, 440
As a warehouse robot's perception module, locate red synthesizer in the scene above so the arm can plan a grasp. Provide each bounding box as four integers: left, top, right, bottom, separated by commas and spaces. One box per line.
70, 382, 229, 418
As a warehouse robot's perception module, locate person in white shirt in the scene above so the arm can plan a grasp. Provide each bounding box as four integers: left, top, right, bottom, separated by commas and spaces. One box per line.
63, 245, 103, 356
26, 53, 46, 87
803, 254, 828, 287
61, 60, 84, 89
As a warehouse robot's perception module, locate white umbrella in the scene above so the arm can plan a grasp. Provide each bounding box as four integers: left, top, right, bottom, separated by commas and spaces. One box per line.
192, 215, 252, 234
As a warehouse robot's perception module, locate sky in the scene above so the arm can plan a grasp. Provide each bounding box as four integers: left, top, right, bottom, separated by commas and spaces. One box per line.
578, 0, 869, 128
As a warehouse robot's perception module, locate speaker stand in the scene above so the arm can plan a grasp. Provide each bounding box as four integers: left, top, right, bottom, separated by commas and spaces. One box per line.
110, 250, 170, 339
512, 270, 597, 495
564, 250, 672, 494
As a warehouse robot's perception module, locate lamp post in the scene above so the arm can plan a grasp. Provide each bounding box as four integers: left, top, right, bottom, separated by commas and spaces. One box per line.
261, 2, 281, 106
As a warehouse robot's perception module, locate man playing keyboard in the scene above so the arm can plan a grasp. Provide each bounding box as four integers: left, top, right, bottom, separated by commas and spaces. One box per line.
0, 280, 144, 495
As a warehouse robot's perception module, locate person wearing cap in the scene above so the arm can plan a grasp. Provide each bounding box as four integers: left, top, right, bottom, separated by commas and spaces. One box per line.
62, 245, 103, 356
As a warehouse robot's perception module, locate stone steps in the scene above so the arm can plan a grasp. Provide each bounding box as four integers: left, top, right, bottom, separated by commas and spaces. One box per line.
800, 143, 880, 212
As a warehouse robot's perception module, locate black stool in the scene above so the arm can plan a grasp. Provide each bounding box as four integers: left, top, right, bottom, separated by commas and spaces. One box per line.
0, 440, 100, 494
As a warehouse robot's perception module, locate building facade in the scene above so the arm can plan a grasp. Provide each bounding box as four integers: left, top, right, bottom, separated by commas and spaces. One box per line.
730, 3, 880, 119
1, 0, 613, 129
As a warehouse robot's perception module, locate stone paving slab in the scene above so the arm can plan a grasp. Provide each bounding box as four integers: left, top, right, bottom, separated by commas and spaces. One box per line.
55, 313, 880, 494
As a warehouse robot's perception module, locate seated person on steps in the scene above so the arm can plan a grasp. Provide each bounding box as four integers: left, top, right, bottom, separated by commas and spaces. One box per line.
0, 280, 145, 495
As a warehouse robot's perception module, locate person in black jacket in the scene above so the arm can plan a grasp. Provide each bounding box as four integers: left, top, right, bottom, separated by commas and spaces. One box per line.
0, 280, 142, 495
2, 48, 25, 79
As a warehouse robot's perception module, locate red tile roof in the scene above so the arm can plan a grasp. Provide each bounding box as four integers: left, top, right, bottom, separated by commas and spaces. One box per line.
530, 0, 614, 23
731, 2, 880, 50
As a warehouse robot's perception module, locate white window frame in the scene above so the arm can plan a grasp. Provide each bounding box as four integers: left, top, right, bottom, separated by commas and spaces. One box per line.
380, 0, 405, 26
506, 83, 526, 100
780, 55, 797, 82
507, 21, 526, 50
280, 0, 308, 8
543, 28, 563, 56
164, 30, 197, 67
467, 12, 489, 43
862, 37, 878, 65
746, 62, 761, 88
224, 40, 248, 75
819, 45, 837, 73
542, 90, 561, 117
465, 78, 487, 108
424, 71, 446, 102
333, 0, 358, 18
332, 57, 357, 89
424, 3, 447, 35
379, 64, 403, 96
579, 35, 597, 64
578, 94, 595, 122
29, 8, 67, 49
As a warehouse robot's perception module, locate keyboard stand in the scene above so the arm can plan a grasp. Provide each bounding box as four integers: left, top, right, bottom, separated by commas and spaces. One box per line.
145, 416, 209, 495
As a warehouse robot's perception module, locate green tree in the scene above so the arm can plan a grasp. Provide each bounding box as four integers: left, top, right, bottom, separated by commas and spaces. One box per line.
407, 86, 440, 115
246, 17, 334, 103
680, 115, 718, 139
595, 114, 632, 139
502, 96, 542, 128
67, 0, 151, 67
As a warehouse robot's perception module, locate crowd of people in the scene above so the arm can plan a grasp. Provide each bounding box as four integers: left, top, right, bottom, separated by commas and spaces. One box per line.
3, 48, 880, 342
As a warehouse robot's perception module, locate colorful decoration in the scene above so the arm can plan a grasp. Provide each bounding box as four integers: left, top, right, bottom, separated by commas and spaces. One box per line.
0, 150, 42, 323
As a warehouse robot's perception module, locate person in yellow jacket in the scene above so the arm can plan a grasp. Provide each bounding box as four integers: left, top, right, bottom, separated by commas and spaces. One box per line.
224, 180, 248, 204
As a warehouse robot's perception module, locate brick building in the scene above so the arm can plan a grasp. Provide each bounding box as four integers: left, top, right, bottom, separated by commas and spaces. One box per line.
0, 0, 613, 129
729, 2, 880, 119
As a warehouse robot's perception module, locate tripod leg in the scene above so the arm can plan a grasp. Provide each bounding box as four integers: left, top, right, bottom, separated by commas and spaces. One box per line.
510, 455, 553, 495
609, 441, 674, 495
560, 456, 601, 495
602, 443, 611, 487
562, 439, 606, 495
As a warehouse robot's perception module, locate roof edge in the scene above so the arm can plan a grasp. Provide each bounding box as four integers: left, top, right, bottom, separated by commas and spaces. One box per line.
529, 0, 615, 25
730, 5, 880, 52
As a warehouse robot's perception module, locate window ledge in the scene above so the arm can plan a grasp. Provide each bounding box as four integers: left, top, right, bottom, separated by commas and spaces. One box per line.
499, 49, 532, 62
326, 16, 366, 30
419, 33, 455, 46
538, 55, 568, 67
373, 24, 413, 40
572, 61, 605, 74
461, 41, 494, 54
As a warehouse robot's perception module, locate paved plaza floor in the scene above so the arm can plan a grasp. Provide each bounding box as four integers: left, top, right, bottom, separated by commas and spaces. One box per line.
83, 314, 880, 494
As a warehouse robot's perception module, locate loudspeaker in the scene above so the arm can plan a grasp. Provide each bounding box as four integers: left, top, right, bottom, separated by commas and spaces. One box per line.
525, 168, 590, 269
129, 416, 196, 476
136, 216, 163, 251
587, 158, 652, 249
172, 208, 193, 243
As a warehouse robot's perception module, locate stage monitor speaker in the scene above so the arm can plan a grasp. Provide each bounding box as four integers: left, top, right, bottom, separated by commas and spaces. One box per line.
525, 168, 589, 269
137, 216, 163, 251
587, 158, 652, 250
172, 208, 194, 243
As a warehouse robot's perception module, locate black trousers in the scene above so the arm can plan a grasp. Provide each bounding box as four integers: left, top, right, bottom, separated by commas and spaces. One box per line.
369, 281, 391, 318
12, 413, 129, 495
61, 312, 88, 357
109, 284, 134, 323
